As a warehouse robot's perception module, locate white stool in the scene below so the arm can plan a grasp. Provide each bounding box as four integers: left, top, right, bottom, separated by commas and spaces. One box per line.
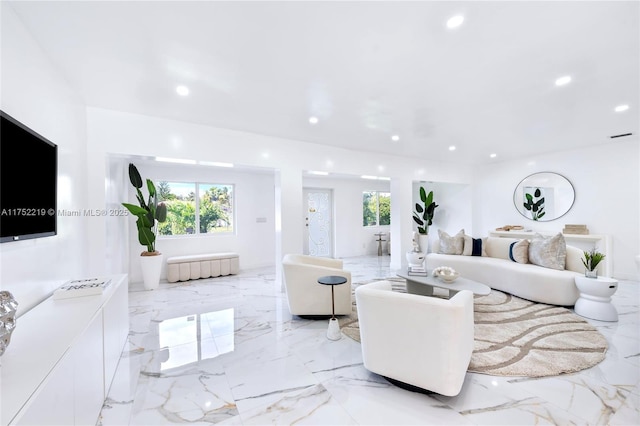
574, 276, 618, 322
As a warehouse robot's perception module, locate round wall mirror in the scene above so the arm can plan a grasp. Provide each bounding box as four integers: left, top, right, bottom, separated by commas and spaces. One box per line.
513, 172, 575, 221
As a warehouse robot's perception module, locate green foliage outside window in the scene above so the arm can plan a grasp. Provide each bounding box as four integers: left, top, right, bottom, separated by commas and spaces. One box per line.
363, 191, 391, 227
157, 181, 233, 236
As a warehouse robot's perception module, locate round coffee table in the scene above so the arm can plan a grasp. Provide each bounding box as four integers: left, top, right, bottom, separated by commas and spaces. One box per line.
317, 275, 348, 340
574, 276, 618, 322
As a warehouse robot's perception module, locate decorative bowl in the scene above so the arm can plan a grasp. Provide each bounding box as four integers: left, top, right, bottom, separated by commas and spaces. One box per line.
438, 271, 459, 283
432, 266, 459, 283
406, 251, 425, 267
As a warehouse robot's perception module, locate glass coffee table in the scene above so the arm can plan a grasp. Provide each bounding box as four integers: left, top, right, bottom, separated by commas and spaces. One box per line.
396, 270, 490, 298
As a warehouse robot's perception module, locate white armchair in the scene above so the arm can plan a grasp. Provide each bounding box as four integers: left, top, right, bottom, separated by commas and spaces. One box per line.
355, 280, 474, 396
281, 254, 352, 317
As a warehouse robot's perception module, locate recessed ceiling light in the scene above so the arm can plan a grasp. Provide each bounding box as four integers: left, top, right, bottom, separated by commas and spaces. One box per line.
446, 15, 465, 29
391, 135, 400, 142
308, 170, 329, 176
309, 116, 319, 124
449, 146, 456, 151
614, 104, 629, 112
555, 75, 572, 86
490, 153, 497, 158
176, 85, 189, 96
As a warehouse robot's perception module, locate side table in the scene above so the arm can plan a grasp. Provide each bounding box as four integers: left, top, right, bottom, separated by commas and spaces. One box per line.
317, 275, 348, 340
574, 275, 618, 322
374, 233, 386, 256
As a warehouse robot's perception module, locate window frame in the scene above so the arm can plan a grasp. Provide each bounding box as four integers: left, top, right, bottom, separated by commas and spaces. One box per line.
157, 180, 236, 238
362, 190, 391, 227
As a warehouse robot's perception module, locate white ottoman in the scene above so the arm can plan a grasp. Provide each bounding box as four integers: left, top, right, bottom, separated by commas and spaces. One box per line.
574, 276, 618, 322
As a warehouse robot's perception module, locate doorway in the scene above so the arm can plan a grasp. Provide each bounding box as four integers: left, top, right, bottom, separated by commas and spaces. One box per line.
303, 188, 333, 257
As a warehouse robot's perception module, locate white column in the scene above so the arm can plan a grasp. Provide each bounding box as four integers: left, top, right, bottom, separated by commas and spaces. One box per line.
275, 166, 303, 288
390, 175, 414, 270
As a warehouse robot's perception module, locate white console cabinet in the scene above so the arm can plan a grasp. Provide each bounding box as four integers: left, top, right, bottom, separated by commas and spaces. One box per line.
1, 274, 129, 425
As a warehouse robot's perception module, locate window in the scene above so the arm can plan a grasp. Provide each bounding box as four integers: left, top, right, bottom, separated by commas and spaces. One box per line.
363, 191, 391, 226
157, 181, 234, 236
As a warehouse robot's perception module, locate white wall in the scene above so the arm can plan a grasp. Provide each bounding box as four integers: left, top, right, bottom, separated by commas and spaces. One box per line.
121, 161, 276, 282
85, 107, 472, 278
412, 181, 473, 252
0, 5, 90, 316
472, 138, 640, 280
303, 176, 391, 257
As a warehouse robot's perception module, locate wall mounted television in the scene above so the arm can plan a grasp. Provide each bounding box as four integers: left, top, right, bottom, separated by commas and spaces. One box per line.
1, 110, 58, 243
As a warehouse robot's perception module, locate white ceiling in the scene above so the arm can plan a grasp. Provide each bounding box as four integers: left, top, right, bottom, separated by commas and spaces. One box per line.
7, 1, 640, 165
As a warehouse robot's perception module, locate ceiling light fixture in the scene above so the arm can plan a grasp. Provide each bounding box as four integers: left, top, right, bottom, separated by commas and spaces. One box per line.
361, 175, 378, 180
308, 170, 329, 176
176, 85, 189, 96
490, 153, 497, 158
446, 15, 465, 29
156, 157, 197, 165
449, 146, 456, 151
391, 135, 400, 142
309, 116, 319, 124
555, 75, 572, 86
378, 176, 391, 181
614, 104, 629, 112
201, 161, 234, 168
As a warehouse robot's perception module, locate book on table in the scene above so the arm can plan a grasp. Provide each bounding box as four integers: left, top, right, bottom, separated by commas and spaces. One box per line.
53, 277, 112, 300
407, 266, 428, 276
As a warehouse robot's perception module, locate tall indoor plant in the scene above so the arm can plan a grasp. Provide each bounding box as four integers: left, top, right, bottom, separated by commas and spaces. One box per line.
122, 163, 167, 290
412, 187, 438, 253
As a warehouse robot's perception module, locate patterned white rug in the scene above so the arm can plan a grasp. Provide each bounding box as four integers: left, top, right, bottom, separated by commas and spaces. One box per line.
343, 279, 608, 377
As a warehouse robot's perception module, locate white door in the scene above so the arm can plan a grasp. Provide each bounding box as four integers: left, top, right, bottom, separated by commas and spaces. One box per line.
303, 188, 333, 257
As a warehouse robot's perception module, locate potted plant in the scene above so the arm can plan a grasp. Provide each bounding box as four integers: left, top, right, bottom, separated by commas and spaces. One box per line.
412, 187, 438, 253
582, 248, 605, 278
122, 163, 167, 290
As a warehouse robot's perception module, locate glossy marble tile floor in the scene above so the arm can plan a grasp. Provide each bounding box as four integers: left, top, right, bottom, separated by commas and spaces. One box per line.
99, 255, 640, 425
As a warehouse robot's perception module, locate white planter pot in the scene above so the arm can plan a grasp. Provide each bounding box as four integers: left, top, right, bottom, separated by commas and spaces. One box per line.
418, 234, 430, 254
140, 253, 163, 290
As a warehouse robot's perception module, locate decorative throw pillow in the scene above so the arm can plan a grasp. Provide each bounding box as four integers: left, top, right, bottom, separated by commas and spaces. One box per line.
528, 233, 566, 270
463, 235, 488, 256
509, 239, 529, 264
438, 229, 465, 255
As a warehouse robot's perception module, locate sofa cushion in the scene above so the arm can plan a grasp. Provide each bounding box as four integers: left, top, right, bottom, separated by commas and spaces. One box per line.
463, 235, 487, 256
509, 239, 529, 264
528, 233, 566, 270
438, 229, 465, 255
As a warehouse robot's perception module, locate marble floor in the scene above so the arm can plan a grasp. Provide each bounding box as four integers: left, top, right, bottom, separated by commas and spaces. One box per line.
99, 256, 640, 425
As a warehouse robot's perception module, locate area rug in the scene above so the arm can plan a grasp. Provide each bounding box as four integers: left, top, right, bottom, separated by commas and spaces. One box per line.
342, 279, 608, 377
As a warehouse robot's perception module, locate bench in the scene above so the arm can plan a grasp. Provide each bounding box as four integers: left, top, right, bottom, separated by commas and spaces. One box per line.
166, 252, 239, 283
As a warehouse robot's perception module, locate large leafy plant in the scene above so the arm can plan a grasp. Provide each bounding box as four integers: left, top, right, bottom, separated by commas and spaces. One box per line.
122, 163, 167, 254
412, 187, 438, 235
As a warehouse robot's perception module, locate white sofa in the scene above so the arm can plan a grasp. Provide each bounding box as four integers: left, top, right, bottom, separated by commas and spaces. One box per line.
355, 280, 474, 396
426, 237, 583, 306
281, 254, 352, 316
166, 252, 239, 283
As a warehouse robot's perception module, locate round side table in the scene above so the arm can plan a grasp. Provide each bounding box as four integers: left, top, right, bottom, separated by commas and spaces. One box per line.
317, 275, 348, 340
574, 275, 618, 322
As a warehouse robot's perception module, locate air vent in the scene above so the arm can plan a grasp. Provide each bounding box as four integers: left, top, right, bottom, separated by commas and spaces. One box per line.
610, 132, 633, 139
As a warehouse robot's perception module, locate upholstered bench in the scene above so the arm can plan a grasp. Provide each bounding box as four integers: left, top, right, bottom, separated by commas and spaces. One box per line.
166, 252, 239, 283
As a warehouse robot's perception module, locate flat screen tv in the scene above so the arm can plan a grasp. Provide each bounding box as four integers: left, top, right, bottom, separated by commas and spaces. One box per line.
1, 110, 57, 242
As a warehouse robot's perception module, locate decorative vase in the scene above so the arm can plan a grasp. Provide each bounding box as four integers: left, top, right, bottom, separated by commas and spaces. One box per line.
0, 291, 18, 357
406, 251, 425, 267
140, 252, 163, 290
418, 233, 430, 254
585, 269, 598, 279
